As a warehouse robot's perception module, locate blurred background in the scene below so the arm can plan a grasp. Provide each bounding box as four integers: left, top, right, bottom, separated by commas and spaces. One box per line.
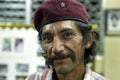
0, 0, 120, 80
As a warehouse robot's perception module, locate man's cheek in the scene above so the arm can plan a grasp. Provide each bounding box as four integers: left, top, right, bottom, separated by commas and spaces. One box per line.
42, 44, 49, 53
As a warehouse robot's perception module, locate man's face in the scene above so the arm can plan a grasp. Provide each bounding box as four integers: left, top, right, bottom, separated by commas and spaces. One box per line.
41, 20, 86, 74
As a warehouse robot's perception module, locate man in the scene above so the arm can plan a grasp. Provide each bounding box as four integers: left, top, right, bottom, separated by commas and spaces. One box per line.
26, 0, 107, 80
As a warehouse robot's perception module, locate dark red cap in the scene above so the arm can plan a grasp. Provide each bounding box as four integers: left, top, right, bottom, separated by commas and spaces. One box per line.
34, 0, 89, 32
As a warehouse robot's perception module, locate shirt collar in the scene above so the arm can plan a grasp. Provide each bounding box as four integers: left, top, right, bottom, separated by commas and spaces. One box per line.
83, 68, 91, 80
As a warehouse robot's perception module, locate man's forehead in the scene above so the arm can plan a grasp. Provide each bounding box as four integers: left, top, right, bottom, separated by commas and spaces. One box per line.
42, 20, 77, 31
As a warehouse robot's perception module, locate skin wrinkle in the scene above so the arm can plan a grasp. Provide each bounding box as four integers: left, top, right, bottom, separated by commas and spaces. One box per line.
41, 20, 91, 80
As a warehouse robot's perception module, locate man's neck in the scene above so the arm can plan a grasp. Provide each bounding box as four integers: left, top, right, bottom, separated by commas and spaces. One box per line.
56, 64, 85, 80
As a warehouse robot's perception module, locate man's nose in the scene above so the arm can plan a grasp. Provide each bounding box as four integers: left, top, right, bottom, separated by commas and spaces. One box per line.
52, 37, 65, 53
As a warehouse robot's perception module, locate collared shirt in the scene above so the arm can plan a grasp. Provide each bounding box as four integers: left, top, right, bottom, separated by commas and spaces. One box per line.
25, 68, 107, 80
84, 68, 106, 80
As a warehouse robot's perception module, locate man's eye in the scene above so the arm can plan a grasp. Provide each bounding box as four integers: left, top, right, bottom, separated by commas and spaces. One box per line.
42, 35, 53, 43
63, 32, 73, 39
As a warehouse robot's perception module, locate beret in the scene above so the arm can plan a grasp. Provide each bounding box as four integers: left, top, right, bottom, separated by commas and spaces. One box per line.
34, 0, 89, 32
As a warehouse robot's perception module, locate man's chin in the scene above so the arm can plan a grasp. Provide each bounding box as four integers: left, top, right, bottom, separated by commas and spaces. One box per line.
54, 64, 74, 74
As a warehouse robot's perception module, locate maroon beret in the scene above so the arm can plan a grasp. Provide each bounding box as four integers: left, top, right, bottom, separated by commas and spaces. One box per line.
34, 0, 89, 32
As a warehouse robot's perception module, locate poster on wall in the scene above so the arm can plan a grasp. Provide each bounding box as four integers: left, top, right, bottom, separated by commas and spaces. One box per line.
2, 38, 11, 52
0, 76, 6, 80
105, 9, 120, 36
0, 64, 7, 73
16, 64, 29, 73
37, 65, 47, 72
16, 76, 26, 80
14, 38, 24, 52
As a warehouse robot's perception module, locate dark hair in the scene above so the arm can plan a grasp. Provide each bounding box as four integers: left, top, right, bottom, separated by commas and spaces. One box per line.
75, 21, 97, 64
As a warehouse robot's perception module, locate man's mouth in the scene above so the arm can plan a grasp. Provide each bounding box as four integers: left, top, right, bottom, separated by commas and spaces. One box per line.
52, 55, 69, 60
46, 51, 76, 66
53, 57, 70, 64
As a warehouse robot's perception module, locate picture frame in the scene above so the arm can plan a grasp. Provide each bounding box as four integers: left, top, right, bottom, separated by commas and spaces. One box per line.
16, 76, 26, 80
37, 65, 47, 72
105, 9, 120, 36
0, 76, 6, 80
2, 38, 11, 52
16, 64, 29, 73
14, 38, 24, 52
0, 64, 7, 73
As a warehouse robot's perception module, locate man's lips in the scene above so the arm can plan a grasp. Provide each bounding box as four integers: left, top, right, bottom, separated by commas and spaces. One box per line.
53, 56, 69, 60
46, 51, 76, 65
53, 57, 70, 64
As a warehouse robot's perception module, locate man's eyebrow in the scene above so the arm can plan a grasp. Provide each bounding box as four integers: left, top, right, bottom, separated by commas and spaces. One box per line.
41, 31, 51, 37
59, 28, 75, 33
41, 28, 75, 37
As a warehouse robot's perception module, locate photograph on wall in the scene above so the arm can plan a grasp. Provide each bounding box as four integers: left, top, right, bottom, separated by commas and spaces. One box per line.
14, 38, 24, 52
0, 76, 6, 80
37, 65, 47, 72
0, 64, 7, 73
16, 64, 29, 73
2, 38, 11, 52
105, 9, 120, 35
16, 76, 26, 80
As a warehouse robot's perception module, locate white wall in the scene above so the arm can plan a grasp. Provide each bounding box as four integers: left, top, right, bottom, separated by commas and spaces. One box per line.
0, 27, 45, 80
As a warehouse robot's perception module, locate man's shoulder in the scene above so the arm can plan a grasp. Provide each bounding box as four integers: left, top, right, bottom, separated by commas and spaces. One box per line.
91, 71, 109, 80
25, 69, 52, 80
91, 71, 105, 80
84, 68, 108, 80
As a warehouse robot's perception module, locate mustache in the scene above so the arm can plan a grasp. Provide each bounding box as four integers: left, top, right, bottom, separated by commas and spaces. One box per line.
46, 51, 76, 66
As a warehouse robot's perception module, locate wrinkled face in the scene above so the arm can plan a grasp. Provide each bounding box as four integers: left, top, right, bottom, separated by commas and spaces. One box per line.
41, 20, 86, 74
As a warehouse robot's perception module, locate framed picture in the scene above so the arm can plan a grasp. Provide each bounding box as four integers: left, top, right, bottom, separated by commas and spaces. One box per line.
0, 76, 6, 80
0, 64, 7, 73
16, 76, 26, 80
105, 9, 120, 36
2, 38, 11, 52
16, 64, 29, 73
14, 38, 24, 52
37, 65, 47, 72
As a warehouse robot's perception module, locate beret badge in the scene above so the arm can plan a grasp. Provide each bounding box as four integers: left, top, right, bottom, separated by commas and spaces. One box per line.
60, 2, 66, 8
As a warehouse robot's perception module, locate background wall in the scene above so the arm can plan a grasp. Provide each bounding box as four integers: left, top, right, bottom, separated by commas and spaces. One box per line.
104, 0, 120, 80
105, 37, 120, 80
106, 0, 120, 9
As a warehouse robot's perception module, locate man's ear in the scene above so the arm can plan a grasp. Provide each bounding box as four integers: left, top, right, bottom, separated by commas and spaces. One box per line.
85, 42, 91, 48
85, 32, 94, 49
